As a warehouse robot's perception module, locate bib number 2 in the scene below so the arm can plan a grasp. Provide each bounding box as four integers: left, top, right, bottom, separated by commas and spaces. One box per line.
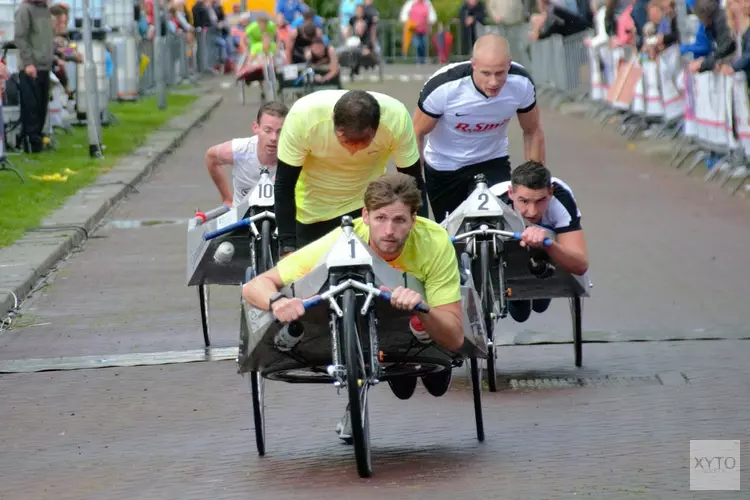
477, 193, 489, 210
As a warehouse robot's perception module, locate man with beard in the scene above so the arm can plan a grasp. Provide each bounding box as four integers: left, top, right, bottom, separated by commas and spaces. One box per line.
204, 102, 288, 207
242, 173, 463, 442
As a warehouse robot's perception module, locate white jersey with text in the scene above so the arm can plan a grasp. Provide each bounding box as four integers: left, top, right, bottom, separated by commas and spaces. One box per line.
489, 177, 582, 233
417, 61, 537, 171
231, 135, 276, 206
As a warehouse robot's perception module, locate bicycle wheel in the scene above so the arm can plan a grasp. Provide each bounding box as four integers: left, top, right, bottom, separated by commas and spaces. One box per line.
259, 219, 273, 272
249, 370, 265, 455
342, 288, 372, 478
571, 296, 583, 367
477, 240, 497, 392
469, 356, 485, 442
249, 219, 273, 456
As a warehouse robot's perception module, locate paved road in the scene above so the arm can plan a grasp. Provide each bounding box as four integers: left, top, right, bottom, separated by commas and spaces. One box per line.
0, 67, 748, 498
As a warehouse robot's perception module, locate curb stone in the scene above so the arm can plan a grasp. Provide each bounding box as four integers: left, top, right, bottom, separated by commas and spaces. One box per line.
0, 93, 224, 318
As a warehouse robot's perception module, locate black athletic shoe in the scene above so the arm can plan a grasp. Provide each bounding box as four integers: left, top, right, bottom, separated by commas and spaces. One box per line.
421, 368, 452, 397
532, 298, 552, 314
508, 300, 532, 323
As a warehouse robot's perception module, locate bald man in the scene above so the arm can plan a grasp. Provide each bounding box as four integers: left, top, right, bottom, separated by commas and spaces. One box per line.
412, 34, 545, 222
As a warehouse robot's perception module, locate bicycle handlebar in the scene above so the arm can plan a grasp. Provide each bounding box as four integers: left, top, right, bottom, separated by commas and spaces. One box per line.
193, 204, 230, 225
299, 279, 430, 315
451, 228, 553, 248
203, 218, 250, 241
202, 211, 276, 241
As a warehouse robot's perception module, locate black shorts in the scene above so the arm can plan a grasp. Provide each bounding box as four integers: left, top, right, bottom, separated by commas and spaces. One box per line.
424, 156, 512, 223
295, 207, 363, 248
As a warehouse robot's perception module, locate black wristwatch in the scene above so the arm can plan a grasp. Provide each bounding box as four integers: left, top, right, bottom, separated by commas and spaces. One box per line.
269, 292, 286, 310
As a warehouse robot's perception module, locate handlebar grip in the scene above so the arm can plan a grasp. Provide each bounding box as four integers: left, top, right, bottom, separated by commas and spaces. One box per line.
302, 296, 322, 310
202, 218, 250, 240
512, 232, 553, 247
378, 290, 430, 314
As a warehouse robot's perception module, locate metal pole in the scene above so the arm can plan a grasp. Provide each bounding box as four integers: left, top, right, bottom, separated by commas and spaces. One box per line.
674, 0, 691, 46
153, 0, 167, 109
82, 0, 103, 158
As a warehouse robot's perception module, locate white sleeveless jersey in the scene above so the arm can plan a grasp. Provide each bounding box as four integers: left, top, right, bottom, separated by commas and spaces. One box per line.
417, 61, 536, 171
231, 135, 277, 205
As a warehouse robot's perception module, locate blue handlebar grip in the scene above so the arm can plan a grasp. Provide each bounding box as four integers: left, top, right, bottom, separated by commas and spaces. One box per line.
203, 218, 251, 240
450, 236, 457, 243
512, 232, 553, 247
302, 297, 322, 310
379, 290, 430, 313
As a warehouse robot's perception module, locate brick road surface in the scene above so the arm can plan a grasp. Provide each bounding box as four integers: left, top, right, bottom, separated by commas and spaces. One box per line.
1, 341, 748, 499
0, 68, 749, 498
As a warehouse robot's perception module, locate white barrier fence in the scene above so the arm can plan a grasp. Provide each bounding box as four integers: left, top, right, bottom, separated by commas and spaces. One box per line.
526, 30, 750, 194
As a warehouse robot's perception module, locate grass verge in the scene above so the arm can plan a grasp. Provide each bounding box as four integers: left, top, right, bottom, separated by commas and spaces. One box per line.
0, 92, 199, 248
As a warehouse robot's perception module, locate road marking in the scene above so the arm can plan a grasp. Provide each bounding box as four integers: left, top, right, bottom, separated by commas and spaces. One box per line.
0, 347, 239, 373
0, 336, 746, 374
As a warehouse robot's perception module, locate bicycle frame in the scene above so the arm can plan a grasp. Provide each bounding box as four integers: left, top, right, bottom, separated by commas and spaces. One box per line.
299, 221, 430, 391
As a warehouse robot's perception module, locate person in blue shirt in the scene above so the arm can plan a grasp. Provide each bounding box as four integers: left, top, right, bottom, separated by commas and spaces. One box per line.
288, 10, 329, 45
290, 9, 323, 29
277, 0, 307, 25
682, 0, 736, 72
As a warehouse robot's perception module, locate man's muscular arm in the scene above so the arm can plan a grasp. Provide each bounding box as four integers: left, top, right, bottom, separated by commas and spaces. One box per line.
517, 105, 545, 164
397, 160, 429, 218
520, 227, 589, 276
205, 141, 235, 206
412, 107, 439, 168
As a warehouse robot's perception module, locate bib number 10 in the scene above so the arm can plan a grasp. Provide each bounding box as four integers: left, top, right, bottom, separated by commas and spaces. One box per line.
257, 184, 274, 199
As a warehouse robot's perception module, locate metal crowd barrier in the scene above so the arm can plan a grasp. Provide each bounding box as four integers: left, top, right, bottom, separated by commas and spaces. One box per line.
322, 17, 474, 64
526, 29, 750, 196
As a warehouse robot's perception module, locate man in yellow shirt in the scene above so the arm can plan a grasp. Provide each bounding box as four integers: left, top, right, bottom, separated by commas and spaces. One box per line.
244, 173, 462, 442
274, 89, 429, 256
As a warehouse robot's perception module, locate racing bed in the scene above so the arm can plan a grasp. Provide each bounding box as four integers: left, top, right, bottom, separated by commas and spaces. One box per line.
237, 216, 489, 478
186, 167, 277, 347
442, 174, 593, 392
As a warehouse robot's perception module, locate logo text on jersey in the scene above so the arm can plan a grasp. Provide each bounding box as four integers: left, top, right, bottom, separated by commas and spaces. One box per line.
455, 118, 510, 133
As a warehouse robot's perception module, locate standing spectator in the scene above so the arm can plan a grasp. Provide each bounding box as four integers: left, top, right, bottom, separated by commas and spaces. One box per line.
400, 0, 437, 64
275, 12, 290, 47
339, 0, 363, 40
212, 0, 232, 72
688, 0, 736, 72
363, 0, 380, 48
459, 0, 487, 52
277, 0, 307, 25
720, 0, 750, 80
290, 7, 324, 30
14, 0, 54, 154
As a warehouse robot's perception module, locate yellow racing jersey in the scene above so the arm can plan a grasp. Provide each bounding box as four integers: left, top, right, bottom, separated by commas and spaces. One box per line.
277, 217, 461, 308
276, 90, 421, 225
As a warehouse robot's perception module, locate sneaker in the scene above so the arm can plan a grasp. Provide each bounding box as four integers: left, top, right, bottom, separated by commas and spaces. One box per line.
508, 300, 532, 323
422, 368, 453, 397
532, 298, 552, 314
387, 376, 417, 400
335, 404, 353, 444
409, 315, 431, 343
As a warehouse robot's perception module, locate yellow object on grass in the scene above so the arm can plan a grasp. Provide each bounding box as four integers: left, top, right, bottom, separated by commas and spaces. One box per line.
31, 173, 68, 182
